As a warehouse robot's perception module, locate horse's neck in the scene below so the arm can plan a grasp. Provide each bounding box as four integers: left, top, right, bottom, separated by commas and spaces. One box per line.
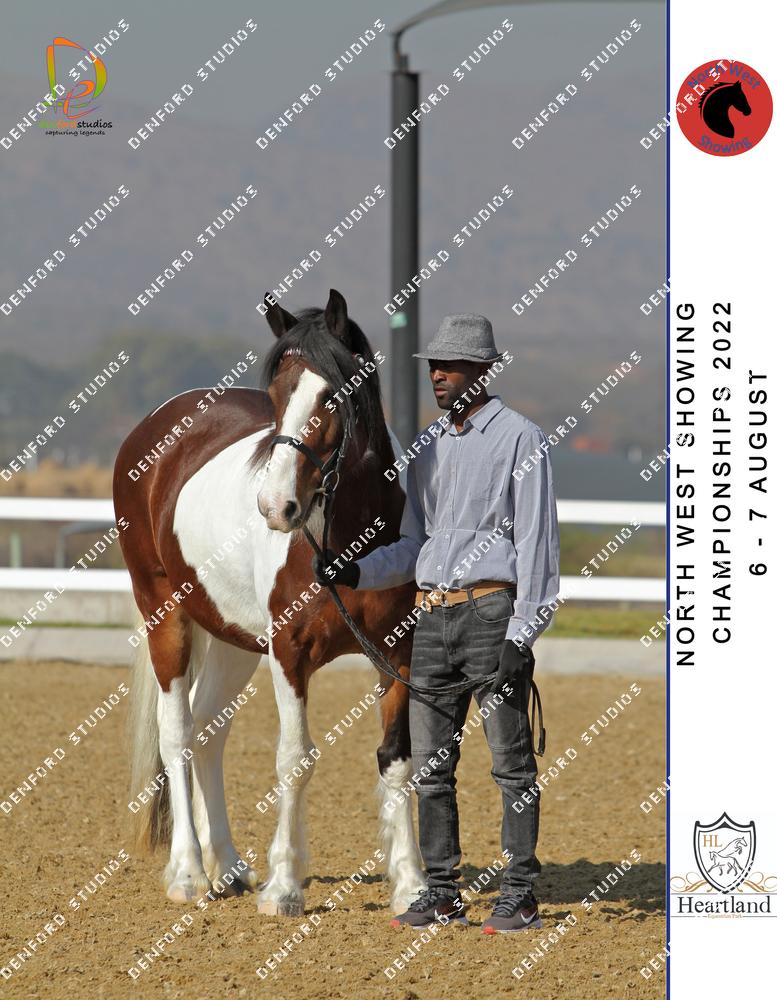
331, 421, 405, 541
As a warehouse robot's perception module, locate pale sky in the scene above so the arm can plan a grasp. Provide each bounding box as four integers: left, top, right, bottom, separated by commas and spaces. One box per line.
1, 1, 662, 127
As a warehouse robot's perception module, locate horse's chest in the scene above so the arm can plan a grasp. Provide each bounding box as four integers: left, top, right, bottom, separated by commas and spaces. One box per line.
173, 431, 290, 634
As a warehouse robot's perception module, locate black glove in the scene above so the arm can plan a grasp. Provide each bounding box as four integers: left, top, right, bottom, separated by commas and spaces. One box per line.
312, 548, 360, 588
491, 639, 534, 698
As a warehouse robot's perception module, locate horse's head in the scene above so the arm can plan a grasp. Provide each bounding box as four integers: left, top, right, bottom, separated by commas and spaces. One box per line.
730, 80, 752, 117
729, 80, 751, 118
256, 288, 383, 532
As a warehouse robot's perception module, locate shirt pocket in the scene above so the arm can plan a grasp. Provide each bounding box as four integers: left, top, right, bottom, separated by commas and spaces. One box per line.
470, 464, 508, 503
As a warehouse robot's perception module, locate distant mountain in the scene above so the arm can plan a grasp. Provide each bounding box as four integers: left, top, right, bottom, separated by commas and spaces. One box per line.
0, 331, 258, 467
0, 328, 664, 496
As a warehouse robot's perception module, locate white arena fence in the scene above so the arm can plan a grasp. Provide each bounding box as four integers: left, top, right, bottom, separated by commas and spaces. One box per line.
0, 497, 665, 602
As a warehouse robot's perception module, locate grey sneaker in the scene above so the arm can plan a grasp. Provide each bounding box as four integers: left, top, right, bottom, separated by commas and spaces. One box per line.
390, 887, 468, 929
481, 890, 542, 934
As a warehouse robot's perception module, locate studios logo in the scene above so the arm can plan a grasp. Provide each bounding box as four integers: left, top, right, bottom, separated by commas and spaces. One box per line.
671, 812, 776, 916
39, 33, 121, 136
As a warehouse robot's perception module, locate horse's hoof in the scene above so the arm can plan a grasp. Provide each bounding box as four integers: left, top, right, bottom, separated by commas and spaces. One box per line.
241, 865, 260, 890
210, 878, 247, 899
166, 874, 211, 903
277, 898, 305, 917
392, 881, 428, 914
209, 866, 260, 898
257, 896, 304, 917
204, 854, 261, 895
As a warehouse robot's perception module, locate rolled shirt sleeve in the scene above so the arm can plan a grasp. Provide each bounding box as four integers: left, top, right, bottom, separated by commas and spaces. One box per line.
355, 461, 426, 591
506, 429, 561, 647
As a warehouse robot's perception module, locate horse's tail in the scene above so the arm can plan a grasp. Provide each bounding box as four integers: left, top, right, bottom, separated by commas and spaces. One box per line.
128, 622, 209, 853
128, 628, 168, 853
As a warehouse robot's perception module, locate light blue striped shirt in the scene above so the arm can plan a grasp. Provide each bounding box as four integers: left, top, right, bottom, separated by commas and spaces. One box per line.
355, 395, 561, 646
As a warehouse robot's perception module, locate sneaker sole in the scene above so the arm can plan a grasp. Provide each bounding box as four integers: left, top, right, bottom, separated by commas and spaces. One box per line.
482, 917, 542, 934
391, 916, 470, 930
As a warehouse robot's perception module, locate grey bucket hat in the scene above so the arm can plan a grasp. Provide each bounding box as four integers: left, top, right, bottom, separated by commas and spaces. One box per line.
413, 314, 505, 363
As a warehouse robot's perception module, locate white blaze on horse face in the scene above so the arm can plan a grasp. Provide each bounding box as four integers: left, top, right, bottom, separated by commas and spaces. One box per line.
258, 368, 328, 531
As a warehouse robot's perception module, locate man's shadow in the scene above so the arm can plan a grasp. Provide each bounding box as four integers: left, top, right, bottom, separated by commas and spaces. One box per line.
457, 859, 665, 920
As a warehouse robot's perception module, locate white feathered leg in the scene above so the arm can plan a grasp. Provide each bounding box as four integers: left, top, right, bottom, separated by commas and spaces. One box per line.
190, 631, 260, 895
377, 758, 427, 913
158, 674, 210, 902
256, 651, 317, 917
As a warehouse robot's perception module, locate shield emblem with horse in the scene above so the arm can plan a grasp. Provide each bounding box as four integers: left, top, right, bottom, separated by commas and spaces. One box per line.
693, 813, 755, 893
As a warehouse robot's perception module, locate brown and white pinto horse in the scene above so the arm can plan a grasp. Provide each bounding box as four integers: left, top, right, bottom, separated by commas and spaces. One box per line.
114, 289, 425, 916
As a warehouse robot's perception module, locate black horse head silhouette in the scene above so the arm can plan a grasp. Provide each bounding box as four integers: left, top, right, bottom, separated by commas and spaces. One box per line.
699, 80, 751, 138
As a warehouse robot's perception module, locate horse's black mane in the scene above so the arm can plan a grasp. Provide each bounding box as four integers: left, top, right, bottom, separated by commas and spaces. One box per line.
699, 80, 730, 111
255, 308, 386, 464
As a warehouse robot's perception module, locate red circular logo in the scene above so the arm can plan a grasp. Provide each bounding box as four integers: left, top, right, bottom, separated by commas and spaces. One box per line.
676, 59, 772, 156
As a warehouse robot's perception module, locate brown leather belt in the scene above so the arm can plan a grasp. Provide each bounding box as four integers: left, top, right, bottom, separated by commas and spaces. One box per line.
415, 581, 514, 611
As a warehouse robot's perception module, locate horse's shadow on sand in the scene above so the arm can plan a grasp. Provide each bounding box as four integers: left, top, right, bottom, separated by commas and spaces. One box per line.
304, 860, 665, 919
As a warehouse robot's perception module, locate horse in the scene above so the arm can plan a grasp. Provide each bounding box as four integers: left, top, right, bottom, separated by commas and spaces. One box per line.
699, 80, 751, 139
113, 288, 426, 916
708, 836, 748, 878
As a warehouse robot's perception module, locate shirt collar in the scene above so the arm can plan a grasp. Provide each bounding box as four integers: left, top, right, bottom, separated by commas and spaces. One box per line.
445, 395, 504, 435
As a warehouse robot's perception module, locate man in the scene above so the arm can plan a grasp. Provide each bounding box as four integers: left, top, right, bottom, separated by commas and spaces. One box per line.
313, 314, 560, 934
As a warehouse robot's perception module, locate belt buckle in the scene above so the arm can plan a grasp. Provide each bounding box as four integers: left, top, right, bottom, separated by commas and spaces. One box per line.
420, 589, 446, 610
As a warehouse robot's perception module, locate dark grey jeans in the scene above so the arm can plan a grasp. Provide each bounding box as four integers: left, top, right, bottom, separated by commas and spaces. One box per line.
408, 588, 540, 897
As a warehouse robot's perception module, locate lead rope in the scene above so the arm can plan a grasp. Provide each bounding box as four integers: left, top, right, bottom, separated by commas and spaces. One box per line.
300, 419, 546, 756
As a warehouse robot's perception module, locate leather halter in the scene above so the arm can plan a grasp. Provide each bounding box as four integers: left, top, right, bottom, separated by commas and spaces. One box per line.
267, 346, 355, 520
268, 428, 349, 506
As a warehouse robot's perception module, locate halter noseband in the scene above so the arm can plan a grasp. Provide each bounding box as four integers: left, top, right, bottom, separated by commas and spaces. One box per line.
269, 423, 350, 503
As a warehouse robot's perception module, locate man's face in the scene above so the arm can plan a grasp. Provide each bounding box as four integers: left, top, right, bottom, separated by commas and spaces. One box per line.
428, 358, 490, 410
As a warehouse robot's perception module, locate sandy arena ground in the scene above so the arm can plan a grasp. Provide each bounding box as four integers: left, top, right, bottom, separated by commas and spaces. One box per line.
0, 660, 665, 1000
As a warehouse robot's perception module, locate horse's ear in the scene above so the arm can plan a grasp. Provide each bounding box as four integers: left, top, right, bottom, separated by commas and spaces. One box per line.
263, 294, 297, 339
324, 288, 348, 341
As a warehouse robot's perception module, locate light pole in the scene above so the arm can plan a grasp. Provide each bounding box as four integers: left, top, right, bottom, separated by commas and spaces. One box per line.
388, 43, 419, 449
389, 0, 528, 447
388, 0, 655, 445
